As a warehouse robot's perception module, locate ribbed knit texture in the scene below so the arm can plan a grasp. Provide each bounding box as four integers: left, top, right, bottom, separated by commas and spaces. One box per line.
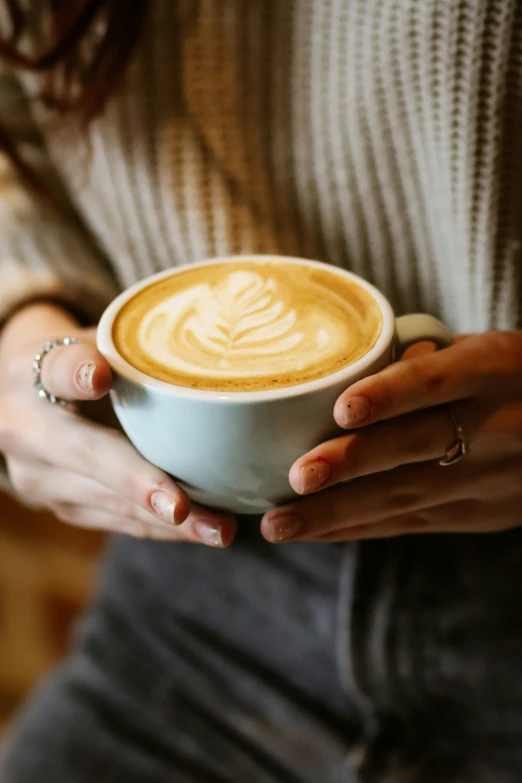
1, 0, 522, 333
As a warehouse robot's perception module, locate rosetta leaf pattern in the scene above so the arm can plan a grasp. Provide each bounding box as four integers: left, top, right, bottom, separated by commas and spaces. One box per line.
188, 271, 301, 358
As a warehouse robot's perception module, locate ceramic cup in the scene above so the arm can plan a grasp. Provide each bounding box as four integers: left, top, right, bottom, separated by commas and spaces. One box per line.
97, 255, 453, 513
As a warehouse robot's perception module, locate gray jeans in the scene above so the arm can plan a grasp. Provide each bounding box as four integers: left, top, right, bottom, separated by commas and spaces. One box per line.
2, 521, 522, 782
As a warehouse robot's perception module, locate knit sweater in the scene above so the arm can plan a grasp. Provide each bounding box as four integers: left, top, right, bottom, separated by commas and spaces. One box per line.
1, 0, 522, 334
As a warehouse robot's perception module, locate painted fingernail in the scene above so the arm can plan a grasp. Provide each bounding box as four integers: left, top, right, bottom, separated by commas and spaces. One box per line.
299, 460, 331, 494
340, 396, 371, 427
150, 491, 177, 524
194, 521, 224, 547
264, 513, 304, 543
78, 362, 96, 391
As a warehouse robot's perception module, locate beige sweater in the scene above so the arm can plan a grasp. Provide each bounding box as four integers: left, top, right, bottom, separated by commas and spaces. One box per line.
1, 0, 522, 334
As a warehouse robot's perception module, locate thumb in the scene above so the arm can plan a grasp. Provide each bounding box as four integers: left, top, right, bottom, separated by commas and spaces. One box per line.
40, 339, 112, 402
399, 340, 438, 361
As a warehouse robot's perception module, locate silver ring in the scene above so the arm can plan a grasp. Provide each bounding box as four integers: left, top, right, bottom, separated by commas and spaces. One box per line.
33, 337, 80, 405
439, 410, 469, 466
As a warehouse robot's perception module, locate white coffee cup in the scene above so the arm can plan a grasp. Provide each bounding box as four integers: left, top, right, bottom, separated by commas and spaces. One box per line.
97, 255, 453, 514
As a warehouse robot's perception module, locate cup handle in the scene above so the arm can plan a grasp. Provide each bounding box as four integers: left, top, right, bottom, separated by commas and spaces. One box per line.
395, 313, 454, 357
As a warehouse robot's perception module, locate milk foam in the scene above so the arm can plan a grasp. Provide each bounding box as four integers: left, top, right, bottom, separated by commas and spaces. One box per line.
139, 270, 354, 379
113, 261, 383, 391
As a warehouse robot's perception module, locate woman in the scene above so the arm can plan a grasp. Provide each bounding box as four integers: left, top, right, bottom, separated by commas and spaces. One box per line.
1, 1, 522, 781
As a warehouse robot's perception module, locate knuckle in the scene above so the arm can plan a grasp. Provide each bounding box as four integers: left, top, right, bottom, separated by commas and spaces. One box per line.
486, 330, 522, 375
388, 488, 421, 513
423, 370, 447, 392
7, 460, 34, 497
132, 520, 156, 540
96, 492, 159, 531
103, 493, 134, 518
114, 469, 148, 504
404, 432, 429, 462
400, 512, 429, 530
146, 524, 170, 541
409, 359, 439, 394
403, 416, 433, 462
122, 470, 148, 501
49, 502, 76, 524
127, 517, 178, 541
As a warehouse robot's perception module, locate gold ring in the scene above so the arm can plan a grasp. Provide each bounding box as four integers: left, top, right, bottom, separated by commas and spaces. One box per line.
439, 410, 469, 466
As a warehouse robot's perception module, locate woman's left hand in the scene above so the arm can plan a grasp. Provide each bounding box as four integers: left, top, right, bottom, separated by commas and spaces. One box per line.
261, 330, 522, 543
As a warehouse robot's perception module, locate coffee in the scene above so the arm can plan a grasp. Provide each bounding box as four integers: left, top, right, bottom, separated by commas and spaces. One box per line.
112, 260, 383, 391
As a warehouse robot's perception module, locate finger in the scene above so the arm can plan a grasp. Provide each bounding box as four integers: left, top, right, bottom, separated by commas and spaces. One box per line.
9, 426, 230, 546
315, 499, 512, 541
20, 415, 195, 525
52, 503, 234, 545
262, 461, 466, 543
17, 464, 185, 529
51, 501, 180, 538
9, 444, 203, 529
2, 399, 196, 531
399, 340, 438, 360
9, 460, 236, 546
6, 459, 180, 530
400, 336, 471, 362
289, 407, 461, 494
316, 517, 429, 541
40, 340, 112, 402
183, 502, 237, 547
93, 496, 236, 547
333, 331, 522, 429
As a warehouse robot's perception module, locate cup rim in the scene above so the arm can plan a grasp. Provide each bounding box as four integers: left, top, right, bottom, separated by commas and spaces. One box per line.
97, 255, 396, 403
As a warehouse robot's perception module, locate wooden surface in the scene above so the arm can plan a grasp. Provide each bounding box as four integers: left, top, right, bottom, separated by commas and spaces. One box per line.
0, 491, 104, 729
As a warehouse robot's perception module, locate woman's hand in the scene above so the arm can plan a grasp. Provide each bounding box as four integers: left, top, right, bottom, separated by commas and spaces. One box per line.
261, 330, 522, 543
0, 303, 235, 547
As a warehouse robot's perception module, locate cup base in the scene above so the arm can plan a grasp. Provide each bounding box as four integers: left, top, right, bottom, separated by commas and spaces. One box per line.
177, 480, 295, 516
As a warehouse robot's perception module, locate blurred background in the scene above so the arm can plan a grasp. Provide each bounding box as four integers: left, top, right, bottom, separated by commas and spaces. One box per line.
0, 491, 104, 730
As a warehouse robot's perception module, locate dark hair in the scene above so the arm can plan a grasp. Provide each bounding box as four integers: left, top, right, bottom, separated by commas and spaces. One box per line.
0, 0, 147, 194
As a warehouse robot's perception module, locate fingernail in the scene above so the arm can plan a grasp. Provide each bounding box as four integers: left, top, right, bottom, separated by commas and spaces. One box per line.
340, 396, 371, 427
264, 513, 304, 543
78, 362, 96, 391
299, 460, 331, 494
150, 491, 177, 525
194, 521, 224, 547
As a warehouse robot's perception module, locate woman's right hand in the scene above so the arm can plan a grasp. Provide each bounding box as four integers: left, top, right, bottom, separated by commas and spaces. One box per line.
0, 303, 236, 547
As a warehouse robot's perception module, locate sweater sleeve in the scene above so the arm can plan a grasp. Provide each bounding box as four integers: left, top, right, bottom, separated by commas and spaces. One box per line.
0, 67, 119, 325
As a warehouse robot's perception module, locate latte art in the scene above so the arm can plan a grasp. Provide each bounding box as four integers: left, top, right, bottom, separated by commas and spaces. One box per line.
113, 261, 383, 391
142, 272, 336, 375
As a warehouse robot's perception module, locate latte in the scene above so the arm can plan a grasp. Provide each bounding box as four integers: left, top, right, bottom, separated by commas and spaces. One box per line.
112, 260, 383, 391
